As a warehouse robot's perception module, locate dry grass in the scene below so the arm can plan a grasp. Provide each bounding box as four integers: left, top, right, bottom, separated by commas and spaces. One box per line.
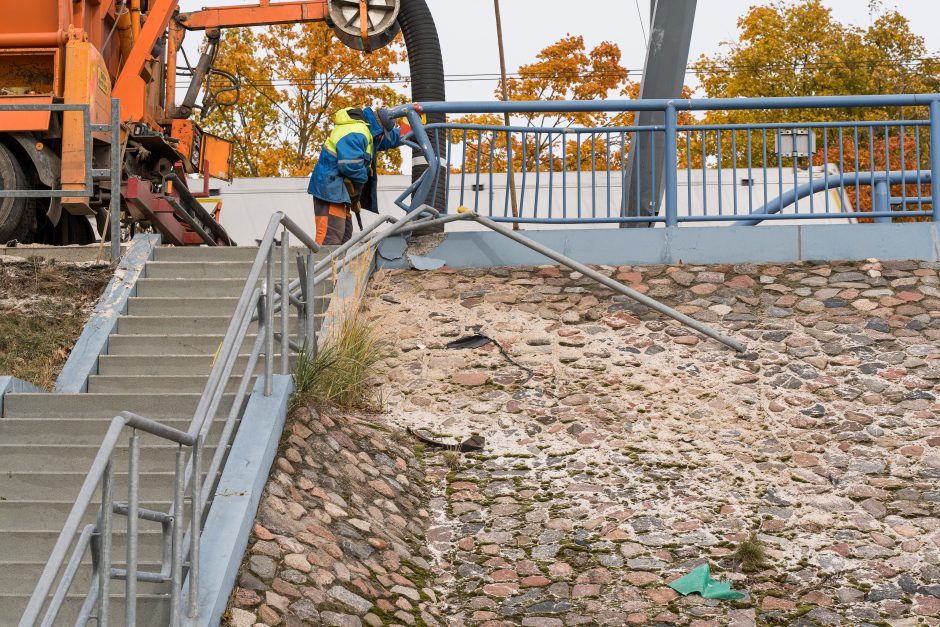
290, 249, 388, 413
732, 532, 768, 573
0, 259, 111, 388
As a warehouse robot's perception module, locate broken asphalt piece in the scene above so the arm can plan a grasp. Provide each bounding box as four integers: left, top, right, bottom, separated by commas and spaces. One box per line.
408, 427, 485, 453
668, 563, 746, 600
409, 254, 447, 271
446, 333, 534, 383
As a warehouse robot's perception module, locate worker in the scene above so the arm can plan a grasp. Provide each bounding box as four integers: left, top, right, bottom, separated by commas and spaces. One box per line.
307, 106, 404, 245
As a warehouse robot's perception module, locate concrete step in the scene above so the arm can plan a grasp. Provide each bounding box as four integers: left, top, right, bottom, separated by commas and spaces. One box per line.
0, 444, 221, 474
153, 245, 334, 262
1, 592, 170, 626
115, 315, 313, 336
96, 354, 255, 376
145, 261, 303, 280
127, 297, 239, 316
0, 416, 237, 445
135, 277, 334, 299
87, 374, 247, 394
0, 471, 207, 500
2, 393, 237, 418
105, 334, 257, 356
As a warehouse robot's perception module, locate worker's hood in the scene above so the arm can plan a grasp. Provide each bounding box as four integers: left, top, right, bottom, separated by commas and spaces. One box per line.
334, 107, 386, 138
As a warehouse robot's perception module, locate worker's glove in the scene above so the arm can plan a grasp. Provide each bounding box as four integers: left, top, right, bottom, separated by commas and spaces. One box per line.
377, 107, 396, 133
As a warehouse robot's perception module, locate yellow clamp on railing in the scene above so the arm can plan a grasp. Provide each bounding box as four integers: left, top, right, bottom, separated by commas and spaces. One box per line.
457, 206, 472, 214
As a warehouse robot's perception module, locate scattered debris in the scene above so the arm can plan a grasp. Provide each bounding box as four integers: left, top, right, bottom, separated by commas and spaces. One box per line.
446, 332, 534, 383
408, 427, 485, 453
669, 563, 746, 600
409, 254, 447, 271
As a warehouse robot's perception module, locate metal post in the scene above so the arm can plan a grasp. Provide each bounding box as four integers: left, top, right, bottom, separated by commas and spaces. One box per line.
169, 447, 185, 627
265, 245, 275, 395
305, 251, 316, 355
188, 439, 202, 618
125, 432, 139, 626
930, 99, 940, 222
98, 461, 114, 627
280, 229, 290, 375
664, 103, 679, 227
109, 98, 122, 262
874, 178, 890, 224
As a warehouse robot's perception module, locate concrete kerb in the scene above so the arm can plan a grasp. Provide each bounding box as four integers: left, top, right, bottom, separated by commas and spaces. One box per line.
182, 374, 293, 626
318, 244, 378, 342
376, 222, 940, 269
54, 234, 161, 393
0, 376, 42, 417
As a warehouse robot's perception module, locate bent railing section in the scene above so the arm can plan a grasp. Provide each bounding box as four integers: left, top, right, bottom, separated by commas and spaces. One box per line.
389, 94, 940, 226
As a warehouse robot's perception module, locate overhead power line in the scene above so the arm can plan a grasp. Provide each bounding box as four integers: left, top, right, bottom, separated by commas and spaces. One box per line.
183, 56, 940, 91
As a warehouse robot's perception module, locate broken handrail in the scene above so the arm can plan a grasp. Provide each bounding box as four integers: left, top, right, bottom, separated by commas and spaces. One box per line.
403, 209, 746, 353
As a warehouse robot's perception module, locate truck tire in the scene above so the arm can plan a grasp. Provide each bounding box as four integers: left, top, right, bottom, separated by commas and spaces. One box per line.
0, 142, 34, 244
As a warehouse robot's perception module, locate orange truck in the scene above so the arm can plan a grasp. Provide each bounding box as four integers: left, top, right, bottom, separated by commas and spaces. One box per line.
0, 0, 404, 246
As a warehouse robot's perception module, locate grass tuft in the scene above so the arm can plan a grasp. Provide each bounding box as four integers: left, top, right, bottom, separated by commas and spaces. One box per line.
290, 252, 387, 413
733, 532, 768, 572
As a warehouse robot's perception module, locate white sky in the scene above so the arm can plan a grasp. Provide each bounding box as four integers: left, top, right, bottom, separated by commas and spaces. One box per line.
176, 0, 940, 100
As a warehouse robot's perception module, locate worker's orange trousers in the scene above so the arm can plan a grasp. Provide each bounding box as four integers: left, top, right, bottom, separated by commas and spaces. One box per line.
313, 197, 353, 245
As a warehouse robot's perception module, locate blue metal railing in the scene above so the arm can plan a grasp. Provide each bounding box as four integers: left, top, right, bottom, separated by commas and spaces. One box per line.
389, 94, 940, 226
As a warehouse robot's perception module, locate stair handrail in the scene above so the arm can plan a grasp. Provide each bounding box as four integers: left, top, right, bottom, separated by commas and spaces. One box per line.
22, 202, 440, 625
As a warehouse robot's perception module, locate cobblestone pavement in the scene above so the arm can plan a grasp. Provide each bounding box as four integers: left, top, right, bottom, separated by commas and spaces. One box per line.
364, 260, 940, 626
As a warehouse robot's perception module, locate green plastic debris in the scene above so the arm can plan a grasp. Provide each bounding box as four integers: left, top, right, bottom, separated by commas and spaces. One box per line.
668, 563, 746, 600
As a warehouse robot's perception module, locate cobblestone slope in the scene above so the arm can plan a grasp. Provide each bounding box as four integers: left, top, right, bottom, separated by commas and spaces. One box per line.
228, 259, 940, 626
369, 260, 940, 626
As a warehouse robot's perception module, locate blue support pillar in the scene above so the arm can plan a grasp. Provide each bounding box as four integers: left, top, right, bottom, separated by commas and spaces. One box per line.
931, 99, 940, 222
664, 104, 678, 227
874, 179, 890, 224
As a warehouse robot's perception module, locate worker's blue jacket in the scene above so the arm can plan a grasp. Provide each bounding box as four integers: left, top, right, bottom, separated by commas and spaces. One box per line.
307, 107, 402, 212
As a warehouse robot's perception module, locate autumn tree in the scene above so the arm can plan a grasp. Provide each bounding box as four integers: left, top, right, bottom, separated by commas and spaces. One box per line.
689, 0, 940, 215
451, 35, 637, 174
199, 23, 408, 178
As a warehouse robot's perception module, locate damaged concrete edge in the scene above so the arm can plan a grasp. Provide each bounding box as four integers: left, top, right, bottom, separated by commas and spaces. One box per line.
182, 374, 294, 627
0, 376, 42, 417
54, 234, 161, 393
319, 245, 378, 342
376, 222, 940, 269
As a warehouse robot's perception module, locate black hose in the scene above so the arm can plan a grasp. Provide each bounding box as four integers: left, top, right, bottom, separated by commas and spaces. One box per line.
398, 0, 447, 213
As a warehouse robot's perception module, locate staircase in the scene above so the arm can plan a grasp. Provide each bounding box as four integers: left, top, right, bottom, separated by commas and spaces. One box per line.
0, 245, 332, 623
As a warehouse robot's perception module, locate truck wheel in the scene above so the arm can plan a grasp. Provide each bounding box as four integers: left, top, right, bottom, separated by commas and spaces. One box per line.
0, 143, 35, 244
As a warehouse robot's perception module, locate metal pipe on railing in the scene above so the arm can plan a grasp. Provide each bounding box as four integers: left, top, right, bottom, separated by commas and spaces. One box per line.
109, 98, 122, 263
189, 439, 203, 618
169, 448, 185, 627
664, 104, 679, 228
40, 525, 95, 626
305, 251, 316, 352
281, 229, 290, 375
460, 210, 746, 352
265, 245, 275, 396
125, 432, 140, 626
199, 331, 266, 511
738, 170, 933, 225
931, 100, 940, 222
98, 461, 114, 627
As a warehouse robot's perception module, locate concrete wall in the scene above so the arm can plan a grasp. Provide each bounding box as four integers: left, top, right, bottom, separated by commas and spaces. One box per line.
378, 222, 940, 269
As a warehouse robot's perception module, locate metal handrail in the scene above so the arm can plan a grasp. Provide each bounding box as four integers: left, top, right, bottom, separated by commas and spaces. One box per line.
388, 94, 940, 226
0, 99, 122, 261
22, 200, 439, 625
